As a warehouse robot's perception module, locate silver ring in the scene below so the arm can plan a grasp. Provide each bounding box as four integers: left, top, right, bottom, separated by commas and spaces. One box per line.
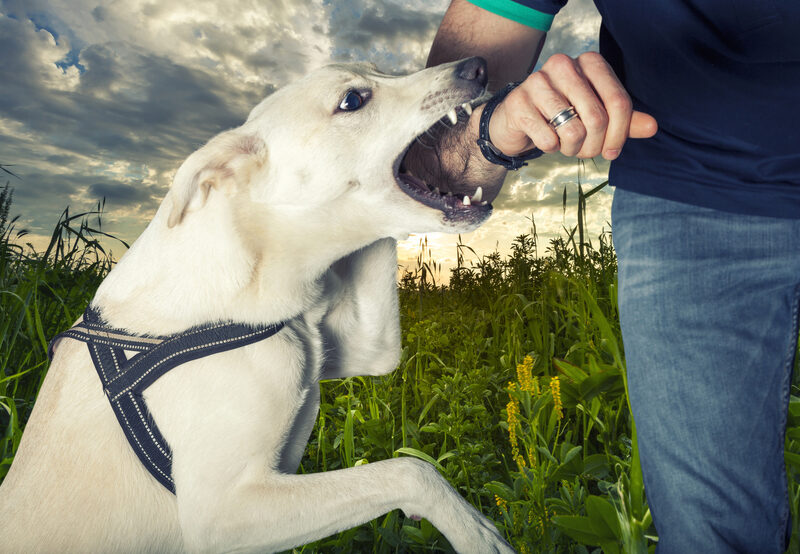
549, 106, 579, 130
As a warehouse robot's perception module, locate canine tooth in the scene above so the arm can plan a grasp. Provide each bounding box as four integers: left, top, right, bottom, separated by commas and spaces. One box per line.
447, 108, 458, 125
463, 195, 471, 206
471, 186, 483, 203
481, 201, 488, 206
462, 102, 473, 116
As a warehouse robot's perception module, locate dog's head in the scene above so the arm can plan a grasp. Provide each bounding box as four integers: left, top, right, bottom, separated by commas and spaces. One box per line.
166, 58, 492, 238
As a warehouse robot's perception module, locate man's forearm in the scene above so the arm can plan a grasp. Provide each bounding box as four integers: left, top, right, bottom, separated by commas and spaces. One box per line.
402, 0, 547, 198
427, 0, 546, 88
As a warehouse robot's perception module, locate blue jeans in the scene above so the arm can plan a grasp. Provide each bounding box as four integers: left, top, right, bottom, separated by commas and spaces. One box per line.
612, 188, 800, 553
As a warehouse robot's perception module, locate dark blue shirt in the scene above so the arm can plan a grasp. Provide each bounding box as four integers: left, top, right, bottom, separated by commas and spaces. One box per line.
468, 0, 800, 218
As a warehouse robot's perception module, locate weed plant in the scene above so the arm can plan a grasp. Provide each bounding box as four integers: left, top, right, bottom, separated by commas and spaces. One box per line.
1, 188, 798, 553
0, 185, 122, 481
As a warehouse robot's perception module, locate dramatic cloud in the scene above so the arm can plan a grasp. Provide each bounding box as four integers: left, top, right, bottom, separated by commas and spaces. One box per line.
1, 0, 606, 278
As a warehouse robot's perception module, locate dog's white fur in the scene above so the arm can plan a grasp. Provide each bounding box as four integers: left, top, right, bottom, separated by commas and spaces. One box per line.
0, 60, 512, 553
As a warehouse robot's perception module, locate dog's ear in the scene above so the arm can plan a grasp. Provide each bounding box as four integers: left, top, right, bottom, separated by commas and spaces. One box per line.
167, 132, 267, 228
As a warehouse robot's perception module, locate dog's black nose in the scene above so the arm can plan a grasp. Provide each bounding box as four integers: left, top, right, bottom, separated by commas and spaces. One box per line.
455, 57, 488, 87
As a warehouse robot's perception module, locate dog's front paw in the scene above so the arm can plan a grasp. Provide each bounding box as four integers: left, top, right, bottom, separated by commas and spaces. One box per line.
399, 459, 515, 554
442, 501, 516, 554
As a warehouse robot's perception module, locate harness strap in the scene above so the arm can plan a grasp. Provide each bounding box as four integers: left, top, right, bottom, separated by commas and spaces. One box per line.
49, 305, 285, 493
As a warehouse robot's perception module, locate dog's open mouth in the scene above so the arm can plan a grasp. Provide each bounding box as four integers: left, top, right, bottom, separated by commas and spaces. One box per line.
394, 96, 492, 223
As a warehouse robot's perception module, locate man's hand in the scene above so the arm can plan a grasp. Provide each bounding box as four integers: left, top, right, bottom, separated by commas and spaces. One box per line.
402, 0, 659, 202
483, 52, 658, 161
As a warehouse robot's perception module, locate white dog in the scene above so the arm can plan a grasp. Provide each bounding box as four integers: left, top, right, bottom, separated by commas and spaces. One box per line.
0, 58, 514, 553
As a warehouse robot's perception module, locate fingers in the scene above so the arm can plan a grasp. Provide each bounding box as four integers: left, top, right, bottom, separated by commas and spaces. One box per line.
575, 52, 630, 159
630, 111, 659, 138
488, 52, 657, 161
493, 77, 561, 155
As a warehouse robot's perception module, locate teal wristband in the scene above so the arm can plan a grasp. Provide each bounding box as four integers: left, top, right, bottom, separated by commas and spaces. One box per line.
465, 0, 556, 31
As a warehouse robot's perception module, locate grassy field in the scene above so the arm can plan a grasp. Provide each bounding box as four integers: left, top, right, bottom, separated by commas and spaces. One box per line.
1, 185, 799, 553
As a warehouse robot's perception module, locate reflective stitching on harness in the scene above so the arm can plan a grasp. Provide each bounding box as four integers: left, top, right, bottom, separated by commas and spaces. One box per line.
79, 325, 164, 346
48, 305, 286, 494
110, 329, 272, 402
105, 322, 229, 387
109, 347, 123, 374
60, 330, 153, 353
130, 391, 172, 460
90, 342, 109, 383
116, 394, 175, 486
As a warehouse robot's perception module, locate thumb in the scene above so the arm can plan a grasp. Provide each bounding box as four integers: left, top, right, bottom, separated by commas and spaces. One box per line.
629, 111, 658, 138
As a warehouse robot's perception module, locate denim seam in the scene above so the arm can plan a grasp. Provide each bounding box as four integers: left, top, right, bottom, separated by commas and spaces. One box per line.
778, 282, 800, 551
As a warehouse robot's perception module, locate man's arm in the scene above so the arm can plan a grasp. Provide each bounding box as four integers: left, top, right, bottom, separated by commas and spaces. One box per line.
427, 0, 547, 89
403, 0, 657, 202
402, 0, 545, 198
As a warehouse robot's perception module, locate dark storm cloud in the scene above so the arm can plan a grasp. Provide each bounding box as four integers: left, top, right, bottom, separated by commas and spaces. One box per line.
0, 11, 274, 244
5, 169, 160, 236
328, 0, 445, 72
0, 3, 310, 246
90, 5, 106, 22
336, 4, 440, 46
1, 37, 252, 163
88, 181, 158, 208
45, 154, 81, 166
0, 13, 273, 180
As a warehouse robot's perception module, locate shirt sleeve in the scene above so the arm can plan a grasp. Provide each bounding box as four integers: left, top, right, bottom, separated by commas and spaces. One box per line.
465, 0, 567, 31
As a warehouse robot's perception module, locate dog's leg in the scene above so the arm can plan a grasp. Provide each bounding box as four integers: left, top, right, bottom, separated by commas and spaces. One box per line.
178, 456, 513, 553
320, 237, 402, 378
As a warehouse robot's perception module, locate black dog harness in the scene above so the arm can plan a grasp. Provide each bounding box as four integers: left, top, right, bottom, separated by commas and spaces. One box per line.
48, 305, 285, 493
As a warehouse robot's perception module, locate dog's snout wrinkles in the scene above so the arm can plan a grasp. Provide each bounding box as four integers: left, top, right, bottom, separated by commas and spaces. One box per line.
454, 57, 487, 87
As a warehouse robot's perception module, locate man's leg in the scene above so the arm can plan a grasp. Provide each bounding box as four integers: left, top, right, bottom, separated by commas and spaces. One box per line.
612, 188, 799, 553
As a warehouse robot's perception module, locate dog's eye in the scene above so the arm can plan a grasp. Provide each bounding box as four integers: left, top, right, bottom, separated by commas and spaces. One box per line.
338, 90, 365, 111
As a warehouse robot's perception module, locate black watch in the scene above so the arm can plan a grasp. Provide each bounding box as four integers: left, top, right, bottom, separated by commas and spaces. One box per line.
476, 82, 544, 170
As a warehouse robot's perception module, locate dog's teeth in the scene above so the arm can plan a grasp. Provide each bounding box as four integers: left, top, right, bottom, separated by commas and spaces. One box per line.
463, 195, 471, 206
471, 186, 483, 203
447, 108, 458, 125
481, 200, 488, 206
462, 102, 473, 116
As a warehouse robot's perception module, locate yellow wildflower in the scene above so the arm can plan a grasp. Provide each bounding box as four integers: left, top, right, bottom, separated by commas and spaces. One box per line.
550, 376, 563, 419
516, 355, 535, 392
506, 397, 525, 468
494, 495, 507, 510
525, 445, 536, 468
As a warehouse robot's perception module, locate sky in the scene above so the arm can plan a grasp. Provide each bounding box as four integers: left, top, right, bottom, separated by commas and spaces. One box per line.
0, 0, 610, 281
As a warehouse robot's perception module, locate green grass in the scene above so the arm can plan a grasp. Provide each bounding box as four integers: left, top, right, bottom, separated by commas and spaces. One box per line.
1, 187, 798, 553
